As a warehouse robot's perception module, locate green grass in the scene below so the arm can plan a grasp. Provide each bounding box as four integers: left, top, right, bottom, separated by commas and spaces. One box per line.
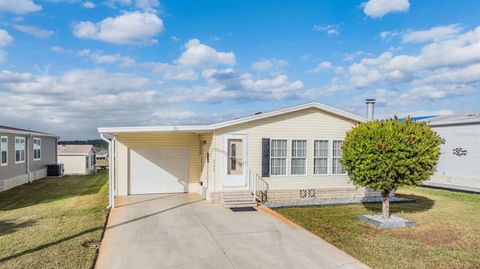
276, 187, 480, 269
0, 171, 109, 269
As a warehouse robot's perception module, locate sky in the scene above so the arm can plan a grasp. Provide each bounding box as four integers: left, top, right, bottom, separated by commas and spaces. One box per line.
0, 0, 480, 140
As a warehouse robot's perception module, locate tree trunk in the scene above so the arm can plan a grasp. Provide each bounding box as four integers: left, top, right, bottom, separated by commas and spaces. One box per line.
381, 191, 390, 220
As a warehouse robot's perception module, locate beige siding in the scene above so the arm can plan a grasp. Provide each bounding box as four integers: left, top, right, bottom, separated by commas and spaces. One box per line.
213, 107, 358, 191
114, 133, 203, 196
58, 155, 86, 175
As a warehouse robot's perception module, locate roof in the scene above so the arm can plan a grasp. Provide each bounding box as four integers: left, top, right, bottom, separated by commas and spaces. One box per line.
421, 113, 480, 127
98, 102, 366, 134
58, 144, 96, 155
0, 124, 57, 137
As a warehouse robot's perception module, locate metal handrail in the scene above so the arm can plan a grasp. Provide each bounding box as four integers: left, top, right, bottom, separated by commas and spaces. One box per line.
248, 170, 269, 203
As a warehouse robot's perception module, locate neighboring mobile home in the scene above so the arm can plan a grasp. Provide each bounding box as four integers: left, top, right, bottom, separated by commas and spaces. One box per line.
422, 114, 480, 192
98, 102, 381, 208
57, 145, 96, 175
0, 125, 58, 191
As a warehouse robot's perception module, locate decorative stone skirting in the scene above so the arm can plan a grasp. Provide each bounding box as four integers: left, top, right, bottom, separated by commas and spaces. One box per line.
0, 168, 47, 191
208, 187, 417, 208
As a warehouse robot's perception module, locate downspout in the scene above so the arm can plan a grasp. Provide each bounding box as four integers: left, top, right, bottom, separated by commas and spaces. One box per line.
100, 133, 115, 209
26, 134, 32, 183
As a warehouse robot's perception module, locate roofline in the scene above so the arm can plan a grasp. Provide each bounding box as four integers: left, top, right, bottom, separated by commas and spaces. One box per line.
97, 125, 213, 134
97, 102, 366, 134
428, 120, 480, 127
0, 128, 58, 138
58, 153, 93, 156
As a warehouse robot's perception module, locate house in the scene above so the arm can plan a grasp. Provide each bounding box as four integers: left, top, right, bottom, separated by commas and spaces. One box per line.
95, 152, 109, 170
98, 102, 381, 208
57, 145, 96, 175
421, 113, 480, 192
0, 125, 58, 191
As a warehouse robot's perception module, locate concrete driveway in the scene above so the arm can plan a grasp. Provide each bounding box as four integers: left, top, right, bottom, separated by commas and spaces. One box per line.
96, 193, 369, 269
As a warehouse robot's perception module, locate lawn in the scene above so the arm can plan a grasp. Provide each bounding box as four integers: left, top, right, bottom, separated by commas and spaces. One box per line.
276, 187, 480, 269
0, 171, 109, 269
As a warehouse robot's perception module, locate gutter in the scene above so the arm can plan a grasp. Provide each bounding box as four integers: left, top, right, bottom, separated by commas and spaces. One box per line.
100, 133, 115, 209
26, 134, 32, 183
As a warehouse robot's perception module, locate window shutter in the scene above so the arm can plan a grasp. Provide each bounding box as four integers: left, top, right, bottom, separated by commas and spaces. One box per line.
262, 138, 270, 177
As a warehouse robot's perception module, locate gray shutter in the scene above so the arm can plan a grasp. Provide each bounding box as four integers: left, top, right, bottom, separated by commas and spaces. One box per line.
262, 138, 270, 177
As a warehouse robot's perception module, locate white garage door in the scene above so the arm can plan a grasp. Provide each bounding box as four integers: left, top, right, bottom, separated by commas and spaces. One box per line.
129, 147, 189, 194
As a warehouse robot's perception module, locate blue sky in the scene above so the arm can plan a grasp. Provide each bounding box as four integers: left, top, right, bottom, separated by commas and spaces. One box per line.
1, 0, 480, 139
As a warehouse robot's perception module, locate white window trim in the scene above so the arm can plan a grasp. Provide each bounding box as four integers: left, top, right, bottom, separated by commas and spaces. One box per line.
270, 138, 289, 177
313, 139, 329, 176
15, 136, 26, 164
332, 139, 347, 175
33, 138, 41, 161
1, 136, 7, 166
290, 139, 307, 176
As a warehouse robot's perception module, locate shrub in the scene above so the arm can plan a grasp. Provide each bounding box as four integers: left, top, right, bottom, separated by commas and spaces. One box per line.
342, 117, 442, 219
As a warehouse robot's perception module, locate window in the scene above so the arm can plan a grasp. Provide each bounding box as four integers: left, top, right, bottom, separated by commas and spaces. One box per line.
91, 155, 95, 167
1, 136, 7, 166
291, 140, 306, 175
33, 138, 41, 161
314, 140, 329, 174
270, 139, 287, 175
227, 139, 243, 175
86, 156, 90, 169
332, 140, 345, 174
230, 143, 236, 170
15, 137, 26, 164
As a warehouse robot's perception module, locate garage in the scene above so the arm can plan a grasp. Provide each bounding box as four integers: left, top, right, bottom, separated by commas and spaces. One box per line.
129, 147, 189, 194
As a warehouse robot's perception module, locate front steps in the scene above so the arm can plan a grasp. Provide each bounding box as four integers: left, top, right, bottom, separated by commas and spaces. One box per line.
221, 190, 258, 208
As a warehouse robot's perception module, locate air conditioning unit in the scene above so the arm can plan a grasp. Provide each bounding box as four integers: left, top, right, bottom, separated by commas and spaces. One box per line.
47, 164, 64, 177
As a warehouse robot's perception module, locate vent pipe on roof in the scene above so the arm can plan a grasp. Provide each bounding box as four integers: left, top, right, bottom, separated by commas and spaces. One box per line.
366, 99, 376, 121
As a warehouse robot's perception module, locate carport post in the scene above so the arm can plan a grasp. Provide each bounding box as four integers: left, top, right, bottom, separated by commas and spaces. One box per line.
100, 133, 115, 209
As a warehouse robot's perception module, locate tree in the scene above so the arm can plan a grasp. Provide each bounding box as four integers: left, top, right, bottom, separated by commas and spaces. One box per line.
341, 117, 442, 219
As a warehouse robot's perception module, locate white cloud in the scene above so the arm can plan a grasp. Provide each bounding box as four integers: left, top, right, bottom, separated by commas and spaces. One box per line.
105, 0, 159, 11
310, 61, 333, 73
176, 39, 235, 68
0, 0, 41, 14
73, 11, 164, 45
13, 25, 54, 39
0, 29, 13, 47
312, 24, 340, 36
143, 62, 198, 81
195, 68, 303, 101
313, 24, 480, 113
0, 29, 13, 63
82, 1, 95, 8
402, 24, 462, 43
251, 59, 288, 71
363, 0, 409, 18
51, 46, 135, 67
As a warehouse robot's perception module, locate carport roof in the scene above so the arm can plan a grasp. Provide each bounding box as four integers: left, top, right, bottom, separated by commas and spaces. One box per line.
97, 102, 366, 134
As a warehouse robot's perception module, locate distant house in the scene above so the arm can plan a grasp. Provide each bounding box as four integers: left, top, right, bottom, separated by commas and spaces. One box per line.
0, 125, 58, 191
422, 113, 480, 192
58, 145, 96, 175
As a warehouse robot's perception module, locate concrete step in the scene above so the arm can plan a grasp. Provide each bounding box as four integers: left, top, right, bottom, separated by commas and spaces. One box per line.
222, 191, 253, 197
223, 201, 258, 208
222, 191, 257, 208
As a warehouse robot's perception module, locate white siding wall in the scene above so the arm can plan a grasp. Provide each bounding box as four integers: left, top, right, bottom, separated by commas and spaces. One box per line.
58, 155, 88, 175
429, 124, 480, 188
212, 108, 358, 191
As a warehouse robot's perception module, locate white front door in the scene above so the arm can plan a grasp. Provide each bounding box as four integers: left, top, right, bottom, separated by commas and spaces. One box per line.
223, 134, 247, 187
